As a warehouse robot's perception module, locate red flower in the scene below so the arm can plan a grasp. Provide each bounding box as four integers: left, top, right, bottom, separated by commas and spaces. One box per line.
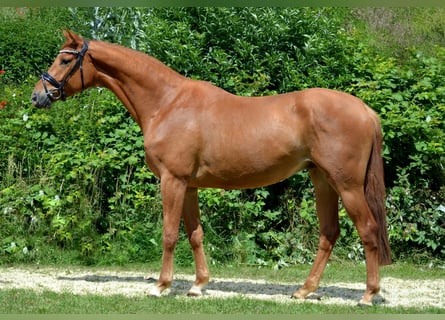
0, 101, 7, 109
0, 70, 5, 75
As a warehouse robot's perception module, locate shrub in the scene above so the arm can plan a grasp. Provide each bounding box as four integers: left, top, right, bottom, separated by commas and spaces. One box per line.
0, 8, 71, 83
349, 47, 445, 260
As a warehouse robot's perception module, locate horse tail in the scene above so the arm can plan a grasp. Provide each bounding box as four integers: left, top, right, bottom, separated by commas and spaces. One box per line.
365, 113, 392, 266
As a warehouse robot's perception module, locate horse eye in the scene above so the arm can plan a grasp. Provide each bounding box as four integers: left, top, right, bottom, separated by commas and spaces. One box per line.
61, 59, 72, 65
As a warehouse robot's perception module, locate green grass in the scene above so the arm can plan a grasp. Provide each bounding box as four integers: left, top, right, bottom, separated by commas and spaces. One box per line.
0, 261, 443, 314
0, 288, 442, 314
210, 260, 445, 282
0, 286, 443, 315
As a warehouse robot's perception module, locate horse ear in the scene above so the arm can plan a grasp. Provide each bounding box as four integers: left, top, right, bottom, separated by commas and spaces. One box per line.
62, 29, 83, 46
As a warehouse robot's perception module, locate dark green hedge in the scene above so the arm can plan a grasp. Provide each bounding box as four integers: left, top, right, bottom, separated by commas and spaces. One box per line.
0, 8, 443, 267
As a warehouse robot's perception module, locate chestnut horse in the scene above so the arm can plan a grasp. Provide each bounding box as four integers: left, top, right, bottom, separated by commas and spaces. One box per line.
31, 30, 391, 305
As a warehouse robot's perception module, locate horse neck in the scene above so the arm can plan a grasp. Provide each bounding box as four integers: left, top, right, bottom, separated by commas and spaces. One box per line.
88, 40, 186, 129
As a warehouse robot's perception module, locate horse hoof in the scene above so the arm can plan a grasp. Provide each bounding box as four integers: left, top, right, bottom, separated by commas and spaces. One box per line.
187, 285, 203, 297
291, 292, 305, 300
292, 287, 313, 300
358, 298, 373, 307
148, 286, 162, 297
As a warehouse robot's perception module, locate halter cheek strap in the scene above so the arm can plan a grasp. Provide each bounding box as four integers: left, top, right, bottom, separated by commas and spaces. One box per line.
41, 40, 89, 101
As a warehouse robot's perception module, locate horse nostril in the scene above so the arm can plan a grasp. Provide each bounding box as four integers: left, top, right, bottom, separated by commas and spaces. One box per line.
31, 92, 43, 107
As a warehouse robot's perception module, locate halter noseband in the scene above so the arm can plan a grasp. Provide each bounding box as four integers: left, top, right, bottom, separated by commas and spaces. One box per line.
41, 39, 89, 101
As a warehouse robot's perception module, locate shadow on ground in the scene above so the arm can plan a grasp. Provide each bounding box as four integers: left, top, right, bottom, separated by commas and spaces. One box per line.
57, 273, 384, 304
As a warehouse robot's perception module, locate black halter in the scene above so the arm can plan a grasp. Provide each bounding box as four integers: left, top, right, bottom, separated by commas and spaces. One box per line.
41, 40, 89, 101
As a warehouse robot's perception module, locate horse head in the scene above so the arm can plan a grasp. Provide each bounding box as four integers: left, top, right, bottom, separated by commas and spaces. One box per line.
31, 30, 93, 108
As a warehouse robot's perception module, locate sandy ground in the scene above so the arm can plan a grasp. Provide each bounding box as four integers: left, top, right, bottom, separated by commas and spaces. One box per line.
0, 266, 444, 309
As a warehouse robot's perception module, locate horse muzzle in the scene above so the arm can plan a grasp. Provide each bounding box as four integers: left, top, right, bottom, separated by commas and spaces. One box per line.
31, 90, 53, 109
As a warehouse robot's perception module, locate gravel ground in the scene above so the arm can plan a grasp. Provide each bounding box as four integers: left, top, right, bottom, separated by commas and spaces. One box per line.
0, 266, 444, 309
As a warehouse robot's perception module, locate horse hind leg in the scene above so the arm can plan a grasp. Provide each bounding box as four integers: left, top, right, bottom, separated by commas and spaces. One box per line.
340, 188, 381, 305
293, 168, 340, 299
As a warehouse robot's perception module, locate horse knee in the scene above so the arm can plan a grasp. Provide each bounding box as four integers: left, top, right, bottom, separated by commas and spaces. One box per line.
318, 233, 339, 252
163, 232, 179, 251
188, 227, 204, 250
341, 191, 379, 249
318, 225, 340, 251
356, 219, 378, 247
328, 226, 340, 242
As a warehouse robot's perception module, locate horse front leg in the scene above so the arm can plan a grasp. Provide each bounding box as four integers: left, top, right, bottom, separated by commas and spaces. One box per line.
149, 174, 187, 297
183, 187, 209, 296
